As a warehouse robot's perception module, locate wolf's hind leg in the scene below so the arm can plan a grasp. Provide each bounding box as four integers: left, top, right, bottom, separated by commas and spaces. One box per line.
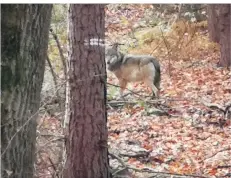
151, 85, 159, 98
145, 79, 159, 98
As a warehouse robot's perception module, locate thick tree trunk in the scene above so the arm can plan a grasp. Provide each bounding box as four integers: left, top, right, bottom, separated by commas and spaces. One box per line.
1, 5, 52, 178
65, 4, 110, 178
218, 4, 231, 67
207, 4, 220, 43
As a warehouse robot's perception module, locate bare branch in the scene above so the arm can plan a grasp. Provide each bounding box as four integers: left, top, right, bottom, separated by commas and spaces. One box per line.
46, 55, 58, 89
49, 28, 67, 81
46, 55, 63, 110
107, 82, 150, 98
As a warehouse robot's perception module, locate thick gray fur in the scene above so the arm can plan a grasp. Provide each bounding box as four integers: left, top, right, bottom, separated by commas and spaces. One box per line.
105, 45, 161, 90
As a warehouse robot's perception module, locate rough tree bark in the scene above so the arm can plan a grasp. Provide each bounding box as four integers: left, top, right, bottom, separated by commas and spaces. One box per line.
1, 5, 52, 178
64, 4, 110, 178
207, 4, 220, 43
218, 4, 231, 67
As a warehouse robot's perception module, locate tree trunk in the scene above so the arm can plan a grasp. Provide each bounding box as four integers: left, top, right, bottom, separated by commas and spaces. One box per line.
218, 4, 231, 67
1, 5, 52, 178
65, 4, 110, 178
207, 4, 220, 43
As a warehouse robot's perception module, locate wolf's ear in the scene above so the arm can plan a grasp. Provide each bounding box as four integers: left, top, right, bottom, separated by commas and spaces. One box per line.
111, 43, 119, 51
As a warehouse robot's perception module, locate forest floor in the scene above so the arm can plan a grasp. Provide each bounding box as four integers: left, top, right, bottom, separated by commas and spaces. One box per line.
36, 4, 231, 178
106, 4, 231, 178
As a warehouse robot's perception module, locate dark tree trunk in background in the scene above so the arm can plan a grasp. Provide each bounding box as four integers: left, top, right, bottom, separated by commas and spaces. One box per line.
218, 4, 231, 67
65, 4, 110, 178
1, 5, 52, 178
207, 5, 220, 43
207, 4, 231, 67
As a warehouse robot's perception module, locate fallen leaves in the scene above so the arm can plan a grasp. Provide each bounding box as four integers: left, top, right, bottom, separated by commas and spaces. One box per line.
107, 47, 231, 177
105, 4, 231, 177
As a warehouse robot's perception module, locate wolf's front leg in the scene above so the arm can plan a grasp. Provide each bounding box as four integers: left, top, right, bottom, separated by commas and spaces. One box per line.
118, 79, 127, 100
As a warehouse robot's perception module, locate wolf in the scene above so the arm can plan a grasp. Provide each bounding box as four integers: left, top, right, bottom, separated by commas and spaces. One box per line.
105, 44, 161, 98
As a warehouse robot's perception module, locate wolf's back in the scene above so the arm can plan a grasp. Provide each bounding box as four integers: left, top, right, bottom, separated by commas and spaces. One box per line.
123, 54, 161, 88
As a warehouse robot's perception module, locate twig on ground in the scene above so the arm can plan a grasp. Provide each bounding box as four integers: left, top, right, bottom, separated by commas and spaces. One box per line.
217, 165, 231, 169
119, 152, 149, 158
201, 100, 226, 112
109, 153, 126, 167
107, 82, 151, 98
109, 152, 209, 178
220, 173, 231, 178
112, 167, 129, 177
202, 146, 231, 163
127, 165, 209, 178
107, 100, 160, 105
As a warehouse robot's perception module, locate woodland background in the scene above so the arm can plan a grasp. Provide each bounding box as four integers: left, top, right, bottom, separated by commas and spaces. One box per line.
1, 4, 230, 178
37, 4, 231, 178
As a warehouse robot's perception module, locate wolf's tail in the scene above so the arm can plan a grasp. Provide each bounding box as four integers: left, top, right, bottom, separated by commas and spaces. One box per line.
151, 59, 161, 89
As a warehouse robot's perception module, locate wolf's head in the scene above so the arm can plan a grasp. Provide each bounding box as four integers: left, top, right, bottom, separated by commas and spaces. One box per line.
105, 44, 124, 71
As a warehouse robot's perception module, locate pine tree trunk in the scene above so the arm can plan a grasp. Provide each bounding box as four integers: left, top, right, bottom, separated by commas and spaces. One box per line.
207, 5, 220, 43
1, 5, 52, 178
64, 4, 110, 178
218, 4, 231, 67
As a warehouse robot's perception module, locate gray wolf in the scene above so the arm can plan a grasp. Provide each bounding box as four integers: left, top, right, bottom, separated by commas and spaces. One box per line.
105, 44, 161, 98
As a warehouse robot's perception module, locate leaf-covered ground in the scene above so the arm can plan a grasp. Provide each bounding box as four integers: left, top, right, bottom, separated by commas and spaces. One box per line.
106, 4, 231, 178
107, 59, 231, 177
